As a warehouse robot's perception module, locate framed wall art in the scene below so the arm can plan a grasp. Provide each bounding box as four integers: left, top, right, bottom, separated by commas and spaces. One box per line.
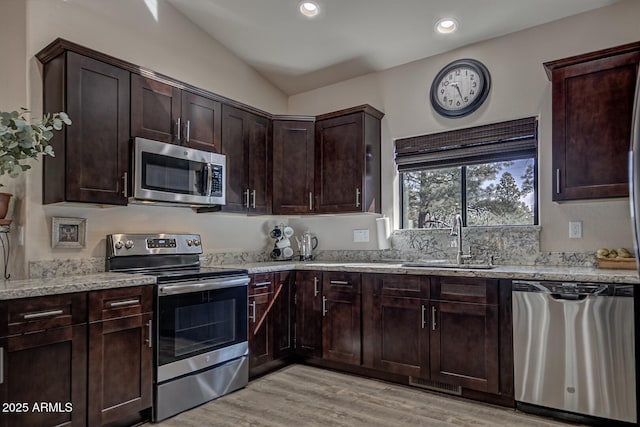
51, 217, 87, 248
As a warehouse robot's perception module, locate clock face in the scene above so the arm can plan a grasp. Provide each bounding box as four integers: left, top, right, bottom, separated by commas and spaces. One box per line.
430, 59, 491, 118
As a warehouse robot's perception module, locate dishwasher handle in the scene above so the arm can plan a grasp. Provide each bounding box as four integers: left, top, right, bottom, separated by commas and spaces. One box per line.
550, 293, 588, 301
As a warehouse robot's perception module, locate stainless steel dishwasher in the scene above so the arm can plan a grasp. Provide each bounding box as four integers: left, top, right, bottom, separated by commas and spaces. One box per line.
512, 280, 636, 424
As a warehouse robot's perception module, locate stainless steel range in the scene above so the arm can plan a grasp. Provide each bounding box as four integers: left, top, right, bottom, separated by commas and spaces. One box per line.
106, 233, 249, 422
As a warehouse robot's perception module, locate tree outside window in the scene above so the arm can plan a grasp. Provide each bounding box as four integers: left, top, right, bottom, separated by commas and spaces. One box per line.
401, 158, 536, 229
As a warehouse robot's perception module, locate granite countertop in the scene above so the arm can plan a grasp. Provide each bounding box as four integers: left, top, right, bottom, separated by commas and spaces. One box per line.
0, 272, 156, 300
2, 261, 638, 300
229, 261, 640, 284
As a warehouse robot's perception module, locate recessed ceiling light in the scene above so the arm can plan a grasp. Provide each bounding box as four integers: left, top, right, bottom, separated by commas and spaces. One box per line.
299, 1, 319, 18
435, 18, 458, 34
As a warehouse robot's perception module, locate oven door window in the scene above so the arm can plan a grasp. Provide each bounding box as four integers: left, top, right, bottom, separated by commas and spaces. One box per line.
142, 152, 207, 196
158, 286, 247, 366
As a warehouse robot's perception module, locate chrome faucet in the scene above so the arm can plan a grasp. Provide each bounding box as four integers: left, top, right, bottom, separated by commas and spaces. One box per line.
450, 214, 472, 265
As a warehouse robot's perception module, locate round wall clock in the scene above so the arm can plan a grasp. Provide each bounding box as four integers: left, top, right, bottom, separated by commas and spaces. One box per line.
430, 59, 491, 118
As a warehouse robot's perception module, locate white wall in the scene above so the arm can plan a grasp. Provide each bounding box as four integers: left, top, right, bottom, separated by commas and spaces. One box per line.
288, 0, 640, 253
17, 0, 290, 274
0, 0, 28, 278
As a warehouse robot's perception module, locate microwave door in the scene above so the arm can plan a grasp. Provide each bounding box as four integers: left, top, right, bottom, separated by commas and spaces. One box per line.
134, 137, 212, 205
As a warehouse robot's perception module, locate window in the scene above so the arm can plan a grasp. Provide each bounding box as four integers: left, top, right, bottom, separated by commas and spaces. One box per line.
396, 117, 538, 229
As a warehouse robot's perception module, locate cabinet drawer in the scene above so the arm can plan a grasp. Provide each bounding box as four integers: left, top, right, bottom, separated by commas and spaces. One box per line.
364, 273, 430, 298
89, 286, 153, 322
431, 277, 498, 304
250, 273, 275, 296
2, 292, 87, 336
323, 272, 361, 294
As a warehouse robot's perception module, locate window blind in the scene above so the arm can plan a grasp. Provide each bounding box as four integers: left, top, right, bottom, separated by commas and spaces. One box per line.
395, 117, 538, 172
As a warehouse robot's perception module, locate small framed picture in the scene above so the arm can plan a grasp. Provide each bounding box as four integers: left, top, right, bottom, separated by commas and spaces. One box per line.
52, 217, 87, 248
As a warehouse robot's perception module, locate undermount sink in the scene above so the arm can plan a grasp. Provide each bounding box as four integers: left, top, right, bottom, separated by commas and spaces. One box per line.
401, 261, 495, 270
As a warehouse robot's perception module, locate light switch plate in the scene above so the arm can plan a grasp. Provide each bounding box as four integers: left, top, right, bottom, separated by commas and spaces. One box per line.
353, 229, 370, 242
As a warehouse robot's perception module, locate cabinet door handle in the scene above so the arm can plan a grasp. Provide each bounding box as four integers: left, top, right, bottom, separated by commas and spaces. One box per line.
122, 172, 128, 198
322, 296, 327, 317
186, 120, 191, 143
176, 117, 181, 142
0, 347, 4, 385
244, 189, 250, 208
313, 277, 319, 296
251, 189, 256, 209
355, 188, 361, 208
421, 304, 426, 329
109, 299, 140, 308
330, 280, 349, 285
309, 192, 313, 211
23, 309, 63, 320
431, 306, 437, 331
249, 300, 256, 323
253, 281, 271, 288
556, 168, 561, 194
146, 320, 153, 348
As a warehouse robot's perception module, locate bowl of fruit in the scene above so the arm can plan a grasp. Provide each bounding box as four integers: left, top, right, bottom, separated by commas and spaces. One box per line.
595, 247, 637, 269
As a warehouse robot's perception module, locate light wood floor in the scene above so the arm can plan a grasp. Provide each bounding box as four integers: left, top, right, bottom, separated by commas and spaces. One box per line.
154, 365, 578, 426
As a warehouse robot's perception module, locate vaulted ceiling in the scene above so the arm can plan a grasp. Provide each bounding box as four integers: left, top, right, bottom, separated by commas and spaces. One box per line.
167, 0, 623, 95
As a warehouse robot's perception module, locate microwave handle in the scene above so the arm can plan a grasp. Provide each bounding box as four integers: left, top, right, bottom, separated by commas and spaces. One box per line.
205, 163, 213, 197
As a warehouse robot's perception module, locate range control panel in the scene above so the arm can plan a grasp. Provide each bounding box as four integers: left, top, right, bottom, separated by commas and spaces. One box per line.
147, 238, 177, 249
106, 233, 203, 257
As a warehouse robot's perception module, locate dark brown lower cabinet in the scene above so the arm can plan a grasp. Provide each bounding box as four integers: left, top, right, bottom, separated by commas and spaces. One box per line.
430, 300, 499, 393
0, 293, 87, 427
249, 291, 274, 369
273, 272, 294, 359
322, 272, 361, 365
248, 272, 295, 375
0, 326, 87, 427
87, 286, 154, 426
88, 312, 153, 426
363, 274, 430, 378
362, 274, 502, 397
295, 271, 323, 358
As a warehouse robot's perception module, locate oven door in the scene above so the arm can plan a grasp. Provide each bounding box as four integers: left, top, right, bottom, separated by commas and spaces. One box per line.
156, 276, 248, 382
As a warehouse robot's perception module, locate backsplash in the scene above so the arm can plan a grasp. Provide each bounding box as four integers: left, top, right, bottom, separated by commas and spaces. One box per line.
292, 226, 595, 267
28, 226, 596, 279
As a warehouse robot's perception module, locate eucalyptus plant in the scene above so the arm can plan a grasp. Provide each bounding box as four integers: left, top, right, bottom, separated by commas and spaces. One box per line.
0, 108, 71, 184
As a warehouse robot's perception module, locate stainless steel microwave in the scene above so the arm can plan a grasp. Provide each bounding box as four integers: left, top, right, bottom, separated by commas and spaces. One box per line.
132, 137, 225, 206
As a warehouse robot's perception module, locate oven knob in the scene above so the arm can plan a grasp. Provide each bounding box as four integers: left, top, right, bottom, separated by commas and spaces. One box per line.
186, 239, 193, 246
194, 239, 201, 246
114, 241, 124, 250
124, 240, 135, 249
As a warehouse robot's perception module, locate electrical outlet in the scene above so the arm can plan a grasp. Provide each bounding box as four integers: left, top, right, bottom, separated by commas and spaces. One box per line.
353, 229, 370, 243
569, 221, 583, 239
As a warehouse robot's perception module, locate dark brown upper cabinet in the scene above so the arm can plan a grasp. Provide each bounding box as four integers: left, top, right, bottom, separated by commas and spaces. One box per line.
131, 74, 222, 153
545, 42, 640, 201
39, 51, 130, 205
221, 105, 272, 214
315, 106, 383, 213
272, 118, 315, 214
36, 39, 385, 212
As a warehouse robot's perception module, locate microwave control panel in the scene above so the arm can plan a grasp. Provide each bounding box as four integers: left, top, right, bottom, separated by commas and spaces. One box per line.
211, 165, 223, 197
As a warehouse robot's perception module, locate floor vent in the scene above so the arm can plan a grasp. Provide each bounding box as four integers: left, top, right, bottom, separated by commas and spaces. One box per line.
409, 377, 462, 396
